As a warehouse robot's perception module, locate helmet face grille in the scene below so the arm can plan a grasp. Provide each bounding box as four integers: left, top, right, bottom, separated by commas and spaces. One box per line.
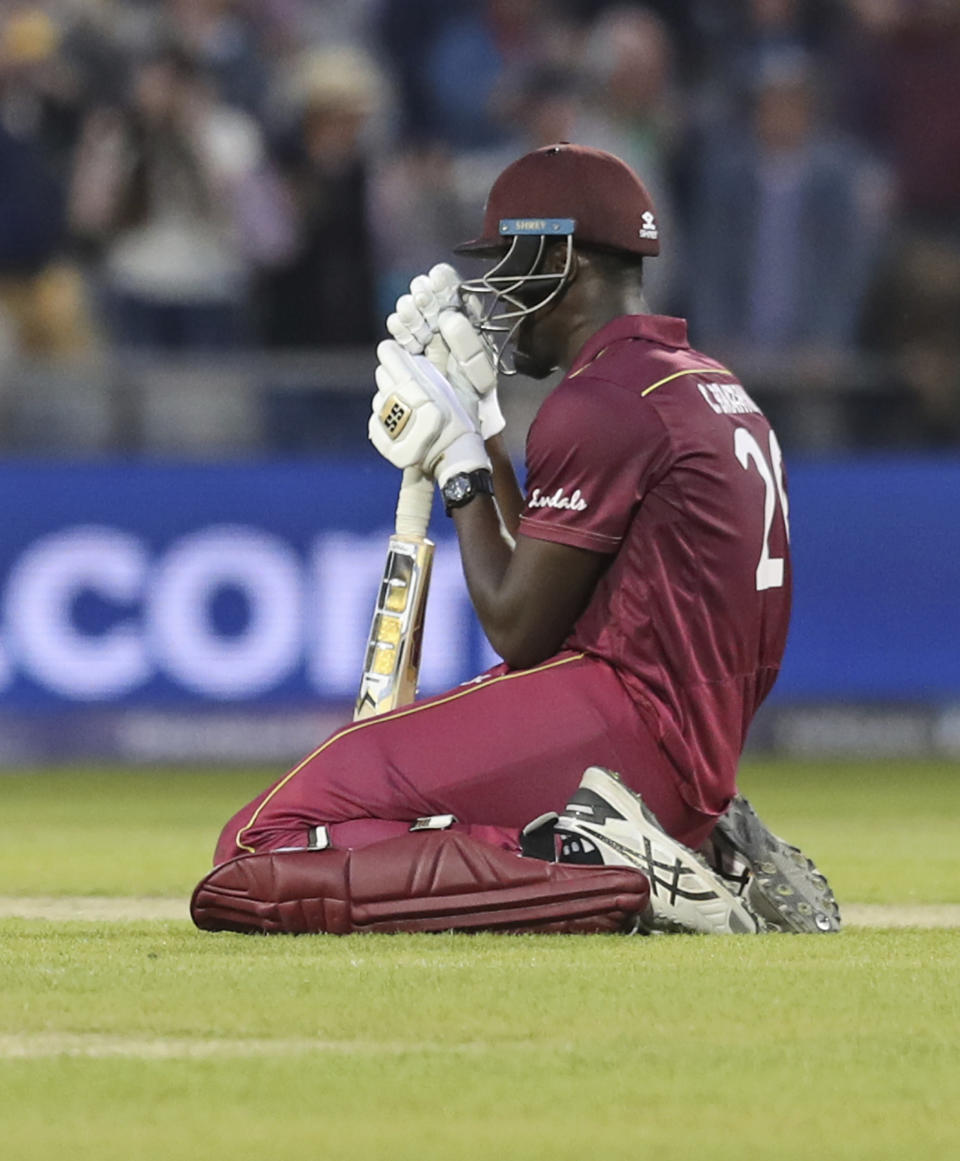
459, 234, 575, 374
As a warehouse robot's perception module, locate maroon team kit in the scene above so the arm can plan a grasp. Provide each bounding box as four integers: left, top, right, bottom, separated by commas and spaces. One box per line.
214, 313, 791, 866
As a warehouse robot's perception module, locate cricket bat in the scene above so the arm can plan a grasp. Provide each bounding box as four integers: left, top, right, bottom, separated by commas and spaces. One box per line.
354, 466, 435, 720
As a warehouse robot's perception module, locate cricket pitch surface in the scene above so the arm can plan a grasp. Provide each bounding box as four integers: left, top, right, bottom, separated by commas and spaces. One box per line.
1, 896, 958, 927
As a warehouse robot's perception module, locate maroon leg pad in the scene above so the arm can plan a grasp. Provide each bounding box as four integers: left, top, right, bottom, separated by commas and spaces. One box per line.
191, 830, 650, 935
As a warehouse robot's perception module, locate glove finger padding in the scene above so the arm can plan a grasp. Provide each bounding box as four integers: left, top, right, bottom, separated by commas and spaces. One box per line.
401, 265, 460, 345
460, 290, 484, 326
386, 294, 431, 353
439, 311, 498, 396
436, 311, 503, 439
423, 333, 450, 376
396, 264, 464, 350
409, 274, 443, 329
425, 262, 461, 310
190, 830, 651, 935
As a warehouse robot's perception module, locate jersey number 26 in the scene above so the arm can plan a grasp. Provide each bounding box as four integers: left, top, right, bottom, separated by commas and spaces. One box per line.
735, 426, 790, 592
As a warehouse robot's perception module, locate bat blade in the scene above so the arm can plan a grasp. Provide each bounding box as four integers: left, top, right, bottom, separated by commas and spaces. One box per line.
354, 469, 435, 721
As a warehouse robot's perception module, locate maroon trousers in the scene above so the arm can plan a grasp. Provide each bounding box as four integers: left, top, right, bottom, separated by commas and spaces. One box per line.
215, 652, 718, 866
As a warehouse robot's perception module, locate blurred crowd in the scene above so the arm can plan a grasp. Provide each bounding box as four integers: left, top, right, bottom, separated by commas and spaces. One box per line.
1, 0, 959, 446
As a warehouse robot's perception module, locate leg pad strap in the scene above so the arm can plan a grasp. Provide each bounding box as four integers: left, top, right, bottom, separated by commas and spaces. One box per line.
191, 830, 650, 935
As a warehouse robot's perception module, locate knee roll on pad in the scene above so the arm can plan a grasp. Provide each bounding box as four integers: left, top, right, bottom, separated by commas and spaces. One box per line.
190, 830, 650, 935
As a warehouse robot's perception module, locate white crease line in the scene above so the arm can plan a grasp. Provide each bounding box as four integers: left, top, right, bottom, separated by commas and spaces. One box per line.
0, 1033, 559, 1060
1, 899, 958, 927
0, 897, 187, 921
841, 904, 960, 928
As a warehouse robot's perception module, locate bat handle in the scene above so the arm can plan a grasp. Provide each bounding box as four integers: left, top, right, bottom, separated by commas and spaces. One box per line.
395, 466, 434, 539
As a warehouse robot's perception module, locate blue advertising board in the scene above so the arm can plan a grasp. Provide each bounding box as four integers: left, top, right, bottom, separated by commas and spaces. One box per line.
778, 456, 960, 701
0, 455, 957, 760
0, 459, 497, 710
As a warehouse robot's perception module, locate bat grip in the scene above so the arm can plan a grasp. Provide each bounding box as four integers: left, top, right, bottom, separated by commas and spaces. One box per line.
395, 467, 433, 538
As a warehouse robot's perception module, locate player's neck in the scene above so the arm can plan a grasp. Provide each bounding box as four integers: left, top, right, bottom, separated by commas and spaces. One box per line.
556, 291, 645, 371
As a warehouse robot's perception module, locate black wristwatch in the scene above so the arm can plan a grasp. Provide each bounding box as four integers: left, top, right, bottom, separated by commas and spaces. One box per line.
441, 468, 494, 515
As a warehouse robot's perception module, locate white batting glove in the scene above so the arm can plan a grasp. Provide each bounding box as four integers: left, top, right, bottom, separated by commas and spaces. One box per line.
386, 264, 505, 441
369, 340, 491, 487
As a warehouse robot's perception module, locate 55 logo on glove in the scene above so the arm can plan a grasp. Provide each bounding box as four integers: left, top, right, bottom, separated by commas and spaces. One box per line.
380, 395, 413, 440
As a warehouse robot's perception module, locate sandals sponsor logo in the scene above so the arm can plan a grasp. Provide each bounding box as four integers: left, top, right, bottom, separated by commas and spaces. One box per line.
528, 487, 588, 512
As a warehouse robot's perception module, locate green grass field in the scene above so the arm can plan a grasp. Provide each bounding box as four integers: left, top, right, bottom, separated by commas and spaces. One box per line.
1, 759, 958, 1161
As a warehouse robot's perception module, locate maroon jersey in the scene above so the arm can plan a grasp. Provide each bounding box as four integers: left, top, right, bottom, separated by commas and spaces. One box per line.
519, 315, 791, 813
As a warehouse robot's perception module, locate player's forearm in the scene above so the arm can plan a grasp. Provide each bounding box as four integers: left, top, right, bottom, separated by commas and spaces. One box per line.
485, 433, 524, 537
451, 495, 511, 614
451, 498, 527, 664
451, 499, 573, 668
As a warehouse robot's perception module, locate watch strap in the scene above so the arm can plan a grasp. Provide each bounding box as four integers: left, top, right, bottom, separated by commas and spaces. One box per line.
442, 468, 494, 515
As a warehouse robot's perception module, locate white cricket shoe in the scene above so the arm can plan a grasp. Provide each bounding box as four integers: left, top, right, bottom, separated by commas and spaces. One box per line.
555, 767, 761, 935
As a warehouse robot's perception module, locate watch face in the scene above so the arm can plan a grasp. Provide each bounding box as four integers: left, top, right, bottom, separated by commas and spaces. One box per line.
446, 475, 471, 502
443, 470, 492, 513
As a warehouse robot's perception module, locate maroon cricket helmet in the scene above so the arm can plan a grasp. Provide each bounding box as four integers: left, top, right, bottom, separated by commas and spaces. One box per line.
455, 142, 660, 259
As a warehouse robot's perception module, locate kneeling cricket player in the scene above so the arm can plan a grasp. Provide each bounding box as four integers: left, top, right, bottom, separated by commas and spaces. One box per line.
193, 145, 839, 937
